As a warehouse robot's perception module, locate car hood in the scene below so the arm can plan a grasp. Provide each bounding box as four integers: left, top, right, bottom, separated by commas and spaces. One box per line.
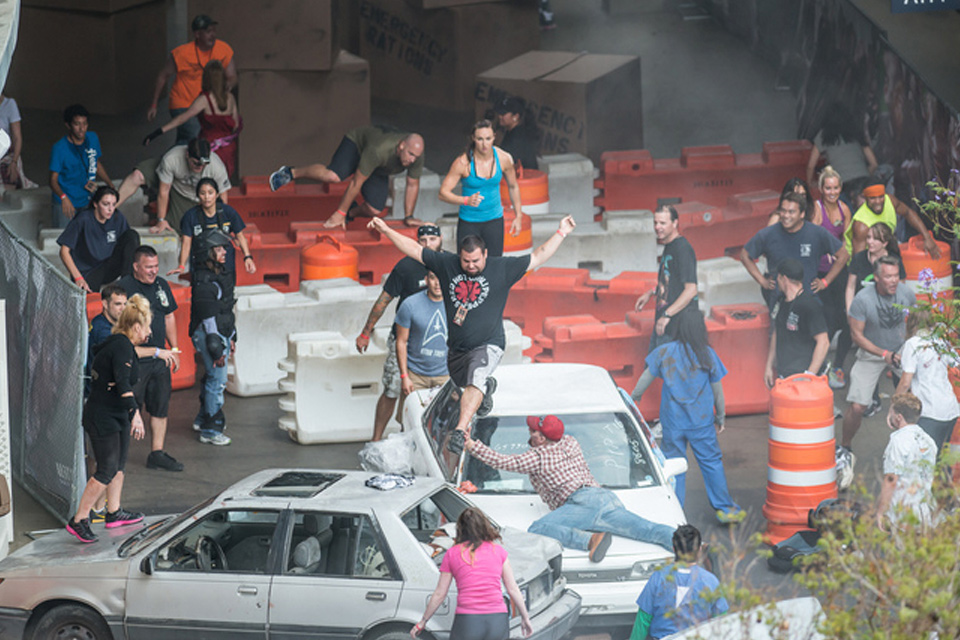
469, 486, 684, 565
498, 526, 562, 583
0, 524, 147, 577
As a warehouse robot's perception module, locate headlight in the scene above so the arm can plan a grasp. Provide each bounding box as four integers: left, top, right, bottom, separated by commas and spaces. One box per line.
629, 561, 657, 580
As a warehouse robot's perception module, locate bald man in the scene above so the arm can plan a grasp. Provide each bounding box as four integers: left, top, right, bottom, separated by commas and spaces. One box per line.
270, 126, 426, 228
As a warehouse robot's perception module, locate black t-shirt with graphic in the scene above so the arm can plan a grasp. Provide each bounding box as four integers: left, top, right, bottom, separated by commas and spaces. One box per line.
383, 256, 429, 308
773, 288, 828, 378
656, 236, 698, 320
422, 248, 530, 351
119, 275, 178, 356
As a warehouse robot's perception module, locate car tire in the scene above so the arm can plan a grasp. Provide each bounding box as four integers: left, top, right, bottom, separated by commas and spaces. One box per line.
365, 626, 420, 640
31, 604, 112, 640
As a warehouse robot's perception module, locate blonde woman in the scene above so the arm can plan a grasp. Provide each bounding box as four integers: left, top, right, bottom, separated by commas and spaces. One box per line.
143, 60, 240, 176
67, 294, 151, 543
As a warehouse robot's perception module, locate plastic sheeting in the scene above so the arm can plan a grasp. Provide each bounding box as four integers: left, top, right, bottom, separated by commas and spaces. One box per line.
358, 431, 418, 476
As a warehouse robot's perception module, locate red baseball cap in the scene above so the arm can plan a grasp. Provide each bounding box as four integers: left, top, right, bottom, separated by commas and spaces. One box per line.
526, 415, 564, 441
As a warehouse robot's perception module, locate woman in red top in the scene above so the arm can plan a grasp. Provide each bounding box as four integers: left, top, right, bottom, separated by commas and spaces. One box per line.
143, 61, 241, 177
412, 507, 532, 640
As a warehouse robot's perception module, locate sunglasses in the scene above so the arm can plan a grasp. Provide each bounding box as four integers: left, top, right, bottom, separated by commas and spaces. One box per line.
189, 156, 211, 166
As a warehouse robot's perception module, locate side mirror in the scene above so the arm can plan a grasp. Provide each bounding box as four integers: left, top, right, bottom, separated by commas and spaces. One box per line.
662, 457, 688, 479
140, 553, 156, 575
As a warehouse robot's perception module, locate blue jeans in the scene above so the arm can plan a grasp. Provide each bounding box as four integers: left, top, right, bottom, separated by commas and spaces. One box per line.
192, 328, 229, 434
170, 108, 202, 147
528, 486, 674, 551
662, 423, 738, 514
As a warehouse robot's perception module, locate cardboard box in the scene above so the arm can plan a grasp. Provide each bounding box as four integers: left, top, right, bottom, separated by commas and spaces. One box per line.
237, 51, 371, 176
475, 51, 642, 162
359, 0, 539, 111
22, 0, 154, 12
6, 3, 167, 114
187, 0, 340, 71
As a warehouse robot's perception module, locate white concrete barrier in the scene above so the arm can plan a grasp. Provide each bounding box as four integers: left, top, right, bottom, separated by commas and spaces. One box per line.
229, 278, 396, 397
697, 256, 767, 315
530, 210, 658, 274
539, 153, 598, 226
277, 319, 531, 445
36, 226, 181, 280
0, 186, 50, 243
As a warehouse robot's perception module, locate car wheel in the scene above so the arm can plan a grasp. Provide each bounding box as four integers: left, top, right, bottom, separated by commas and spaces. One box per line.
364, 626, 419, 640
31, 604, 112, 640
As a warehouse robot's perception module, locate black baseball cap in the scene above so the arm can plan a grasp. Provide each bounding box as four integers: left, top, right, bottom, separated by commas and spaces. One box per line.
192, 14, 217, 31
494, 96, 525, 115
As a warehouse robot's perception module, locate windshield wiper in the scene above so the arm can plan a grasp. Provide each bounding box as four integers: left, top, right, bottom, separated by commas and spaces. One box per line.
117, 517, 171, 557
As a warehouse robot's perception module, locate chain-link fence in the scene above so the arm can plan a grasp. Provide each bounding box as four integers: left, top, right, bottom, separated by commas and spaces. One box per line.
0, 218, 85, 523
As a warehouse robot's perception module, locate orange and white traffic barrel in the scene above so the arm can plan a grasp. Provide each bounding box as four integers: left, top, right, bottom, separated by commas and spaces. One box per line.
763, 374, 838, 543
503, 207, 532, 257
900, 236, 952, 300
501, 167, 549, 216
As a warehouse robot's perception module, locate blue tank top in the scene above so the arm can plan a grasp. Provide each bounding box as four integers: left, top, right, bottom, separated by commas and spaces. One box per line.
459, 150, 504, 223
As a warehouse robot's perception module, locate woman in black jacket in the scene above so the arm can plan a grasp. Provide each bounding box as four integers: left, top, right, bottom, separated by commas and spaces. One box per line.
67, 294, 152, 543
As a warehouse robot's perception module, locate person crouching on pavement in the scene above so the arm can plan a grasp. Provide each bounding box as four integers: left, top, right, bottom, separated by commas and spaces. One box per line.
464, 415, 675, 561
190, 229, 237, 446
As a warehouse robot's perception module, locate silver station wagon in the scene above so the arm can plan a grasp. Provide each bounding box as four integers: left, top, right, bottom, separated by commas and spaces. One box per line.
0, 470, 580, 640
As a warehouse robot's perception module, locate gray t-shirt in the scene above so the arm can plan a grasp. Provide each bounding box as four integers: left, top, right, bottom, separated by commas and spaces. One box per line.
813, 131, 869, 182
395, 290, 448, 377
156, 145, 231, 202
849, 282, 915, 351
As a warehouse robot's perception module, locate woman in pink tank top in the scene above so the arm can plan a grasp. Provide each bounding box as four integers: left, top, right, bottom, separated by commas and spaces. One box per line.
412, 507, 532, 640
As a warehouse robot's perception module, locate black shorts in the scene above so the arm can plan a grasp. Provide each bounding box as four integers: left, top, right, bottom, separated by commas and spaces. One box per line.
328, 137, 390, 211
448, 345, 504, 390
457, 217, 504, 258
133, 358, 172, 418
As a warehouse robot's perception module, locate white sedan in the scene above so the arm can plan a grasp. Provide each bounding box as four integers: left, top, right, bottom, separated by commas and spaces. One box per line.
403, 363, 689, 633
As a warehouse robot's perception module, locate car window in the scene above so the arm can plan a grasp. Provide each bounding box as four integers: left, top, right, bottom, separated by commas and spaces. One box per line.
285, 512, 398, 580
154, 509, 281, 574
461, 413, 660, 493
400, 488, 475, 566
119, 497, 214, 558
422, 381, 463, 481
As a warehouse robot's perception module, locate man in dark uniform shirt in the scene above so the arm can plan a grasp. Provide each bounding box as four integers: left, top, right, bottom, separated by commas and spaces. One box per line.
764, 258, 829, 387
495, 97, 540, 172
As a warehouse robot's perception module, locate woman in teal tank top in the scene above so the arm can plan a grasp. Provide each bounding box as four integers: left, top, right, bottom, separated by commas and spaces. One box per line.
439, 120, 525, 257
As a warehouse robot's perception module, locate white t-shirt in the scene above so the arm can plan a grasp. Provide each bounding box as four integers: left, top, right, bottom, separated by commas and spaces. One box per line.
0, 97, 21, 136
883, 423, 937, 526
900, 333, 960, 421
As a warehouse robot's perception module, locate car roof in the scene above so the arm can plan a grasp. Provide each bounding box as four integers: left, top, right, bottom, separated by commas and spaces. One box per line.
488, 363, 628, 416
217, 469, 447, 514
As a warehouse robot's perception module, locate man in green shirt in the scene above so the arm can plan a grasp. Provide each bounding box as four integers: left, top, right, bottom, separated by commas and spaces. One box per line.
269, 126, 425, 229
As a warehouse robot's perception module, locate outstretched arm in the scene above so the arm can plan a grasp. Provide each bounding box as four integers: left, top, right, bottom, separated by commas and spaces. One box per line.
527, 215, 575, 271
368, 217, 424, 263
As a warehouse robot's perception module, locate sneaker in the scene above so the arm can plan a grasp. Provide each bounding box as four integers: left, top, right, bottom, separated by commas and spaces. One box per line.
863, 398, 883, 418
89, 507, 106, 524
476, 377, 498, 418
588, 532, 612, 562
269, 166, 293, 191
446, 429, 465, 455
828, 368, 846, 389
66, 518, 98, 543
192, 415, 204, 432
835, 445, 856, 491
199, 430, 232, 446
716, 508, 747, 525
105, 507, 144, 529
147, 450, 184, 472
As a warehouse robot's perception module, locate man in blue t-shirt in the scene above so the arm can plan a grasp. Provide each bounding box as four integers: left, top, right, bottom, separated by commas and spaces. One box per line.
395, 271, 449, 419
49, 104, 115, 228
740, 191, 848, 311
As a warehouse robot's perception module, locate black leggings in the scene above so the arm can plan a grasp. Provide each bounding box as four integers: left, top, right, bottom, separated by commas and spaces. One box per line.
449, 612, 509, 640
457, 217, 504, 257
87, 424, 131, 485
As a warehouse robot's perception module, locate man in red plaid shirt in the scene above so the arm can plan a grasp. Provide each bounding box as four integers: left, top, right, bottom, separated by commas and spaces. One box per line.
465, 415, 675, 561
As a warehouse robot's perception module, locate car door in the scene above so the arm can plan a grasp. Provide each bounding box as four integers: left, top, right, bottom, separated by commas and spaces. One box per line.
125, 508, 282, 640
268, 511, 404, 640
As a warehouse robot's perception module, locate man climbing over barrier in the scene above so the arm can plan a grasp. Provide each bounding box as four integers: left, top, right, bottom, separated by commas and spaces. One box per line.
270, 126, 427, 229
845, 178, 939, 258
634, 204, 698, 349
356, 224, 443, 441
368, 214, 576, 454
464, 414, 675, 560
